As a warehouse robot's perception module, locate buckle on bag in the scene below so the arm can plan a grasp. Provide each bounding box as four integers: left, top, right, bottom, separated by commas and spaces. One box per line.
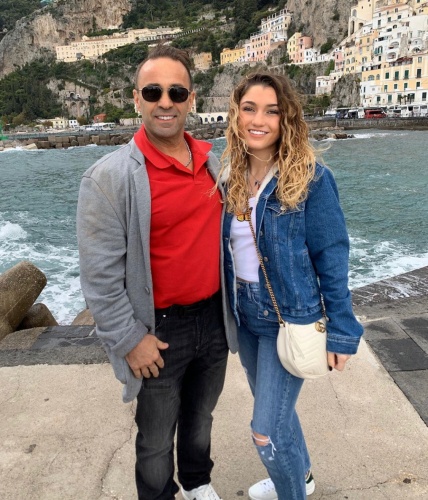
315, 320, 326, 333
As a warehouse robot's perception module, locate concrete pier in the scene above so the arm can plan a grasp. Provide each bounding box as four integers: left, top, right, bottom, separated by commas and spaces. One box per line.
0, 266, 427, 499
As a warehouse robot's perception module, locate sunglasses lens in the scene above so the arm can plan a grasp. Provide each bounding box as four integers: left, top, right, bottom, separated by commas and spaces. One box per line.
140, 86, 190, 103
169, 86, 189, 103
141, 86, 162, 102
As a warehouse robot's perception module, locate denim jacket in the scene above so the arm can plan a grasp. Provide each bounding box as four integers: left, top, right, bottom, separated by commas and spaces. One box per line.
223, 163, 364, 355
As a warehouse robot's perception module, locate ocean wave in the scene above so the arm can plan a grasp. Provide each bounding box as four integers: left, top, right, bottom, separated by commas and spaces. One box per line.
349, 236, 428, 289
0, 221, 28, 240
38, 275, 86, 325
350, 131, 409, 140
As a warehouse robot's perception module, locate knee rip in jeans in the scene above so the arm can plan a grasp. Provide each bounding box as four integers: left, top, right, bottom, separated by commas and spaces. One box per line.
252, 431, 276, 461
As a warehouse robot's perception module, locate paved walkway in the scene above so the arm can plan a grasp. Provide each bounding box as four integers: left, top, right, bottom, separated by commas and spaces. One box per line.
0, 267, 427, 499
352, 265, 428, 425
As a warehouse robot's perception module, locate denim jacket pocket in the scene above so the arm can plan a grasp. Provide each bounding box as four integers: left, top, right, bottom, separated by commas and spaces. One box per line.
264, 200, 304, 241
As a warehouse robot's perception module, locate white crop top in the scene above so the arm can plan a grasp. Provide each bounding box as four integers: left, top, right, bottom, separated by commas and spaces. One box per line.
230, 197, 260, 282
229, 167, 276, 283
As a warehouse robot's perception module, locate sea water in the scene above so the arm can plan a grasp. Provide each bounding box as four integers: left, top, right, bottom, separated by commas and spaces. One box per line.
1, 130, 427, 324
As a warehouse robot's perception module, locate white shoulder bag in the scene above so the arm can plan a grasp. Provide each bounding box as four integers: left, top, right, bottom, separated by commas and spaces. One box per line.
246, 199, 330, 379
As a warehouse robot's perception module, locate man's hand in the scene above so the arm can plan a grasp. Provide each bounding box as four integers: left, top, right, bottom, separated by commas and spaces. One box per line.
126, 334, 169, 379
327, 352, 351, 372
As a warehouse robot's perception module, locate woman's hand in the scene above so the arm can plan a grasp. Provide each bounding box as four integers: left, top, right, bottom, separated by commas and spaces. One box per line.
327, 352, 351, 371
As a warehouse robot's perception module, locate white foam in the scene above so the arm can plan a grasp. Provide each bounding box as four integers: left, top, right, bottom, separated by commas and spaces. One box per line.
0, 221, 27, 240
349, 234, 428, 290
350, 131, 409, 140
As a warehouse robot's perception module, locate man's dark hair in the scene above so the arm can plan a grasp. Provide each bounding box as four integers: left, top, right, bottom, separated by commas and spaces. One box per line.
134, 44, 193, 89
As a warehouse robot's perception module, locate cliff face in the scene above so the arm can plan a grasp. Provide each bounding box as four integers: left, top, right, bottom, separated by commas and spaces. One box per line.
287, 0, 352, 47
0, 0, 131, 78
330, 73, 361, 107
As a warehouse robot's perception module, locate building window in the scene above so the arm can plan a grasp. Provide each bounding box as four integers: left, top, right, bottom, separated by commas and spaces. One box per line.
404, 83, 408, 90
388, 95, 392, 103
416, 82, 421, 88
394, 71, 399, 80
422, 92, 426, 101
394, 84, 398, 90
416, 68, 422, 78
377, 96, 381, 103
384, 85, 388, 91
404, 70, 409, 79
418, 56, 422, 63
385, 71, 390, 79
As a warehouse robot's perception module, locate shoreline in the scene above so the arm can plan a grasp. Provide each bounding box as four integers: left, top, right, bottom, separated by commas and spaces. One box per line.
1, 117, 428, 151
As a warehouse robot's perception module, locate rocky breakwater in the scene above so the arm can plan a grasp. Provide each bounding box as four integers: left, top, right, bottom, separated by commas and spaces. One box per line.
0, 124, 226, 151
0, 131, 135, 151
310, 130, 355, 141
0, 261, 94, 342
189, 124, 226, 141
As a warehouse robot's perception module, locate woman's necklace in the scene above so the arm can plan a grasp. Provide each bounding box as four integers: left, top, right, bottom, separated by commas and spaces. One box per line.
184, 140, 192, 168
248, 168, 271, 189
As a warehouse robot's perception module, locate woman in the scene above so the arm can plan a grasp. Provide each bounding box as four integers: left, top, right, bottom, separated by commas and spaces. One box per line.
219, 72, 364, 499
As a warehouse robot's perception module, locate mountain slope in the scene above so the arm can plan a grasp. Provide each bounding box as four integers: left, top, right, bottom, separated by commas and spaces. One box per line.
0, 0, 131, 78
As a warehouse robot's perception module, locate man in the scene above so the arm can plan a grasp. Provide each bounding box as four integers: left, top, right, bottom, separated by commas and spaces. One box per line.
76, 45, 237, 500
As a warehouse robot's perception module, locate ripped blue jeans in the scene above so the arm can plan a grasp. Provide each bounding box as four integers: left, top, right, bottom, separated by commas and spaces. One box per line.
236, 280, 310, 500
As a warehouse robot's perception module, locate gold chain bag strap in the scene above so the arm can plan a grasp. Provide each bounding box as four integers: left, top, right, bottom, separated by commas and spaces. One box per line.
246, 199, 330, 379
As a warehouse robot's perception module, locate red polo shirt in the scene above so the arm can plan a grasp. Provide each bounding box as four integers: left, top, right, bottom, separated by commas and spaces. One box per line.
134, 126, 222, 308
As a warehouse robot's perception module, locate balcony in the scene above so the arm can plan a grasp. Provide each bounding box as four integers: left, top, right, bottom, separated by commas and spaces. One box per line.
387, 41, 400, 50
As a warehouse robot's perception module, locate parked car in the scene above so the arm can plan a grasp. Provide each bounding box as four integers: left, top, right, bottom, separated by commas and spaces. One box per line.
364, 108, 387, 119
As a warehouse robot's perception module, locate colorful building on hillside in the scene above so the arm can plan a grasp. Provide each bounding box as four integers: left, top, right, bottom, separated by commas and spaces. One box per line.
260, 8, 291, 43
56, 27, 182, 62
193, 52, 212, 70
245, 31, 275, 62
287, 33, 313, 63
220, 46, 246, 65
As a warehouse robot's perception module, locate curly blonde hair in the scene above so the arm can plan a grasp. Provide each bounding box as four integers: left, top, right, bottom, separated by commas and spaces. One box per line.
219, 72, 316, 213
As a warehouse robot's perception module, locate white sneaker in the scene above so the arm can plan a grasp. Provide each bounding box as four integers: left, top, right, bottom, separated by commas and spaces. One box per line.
248, 478, 277, 500
248, 471, 315, 499
181, 483, 222, 500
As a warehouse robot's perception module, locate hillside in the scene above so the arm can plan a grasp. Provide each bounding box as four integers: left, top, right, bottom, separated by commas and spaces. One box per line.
0, 0, 356, 125
0, 0, 353, 79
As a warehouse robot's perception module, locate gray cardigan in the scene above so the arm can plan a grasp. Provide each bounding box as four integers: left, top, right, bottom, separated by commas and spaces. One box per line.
76, 139, 238, 403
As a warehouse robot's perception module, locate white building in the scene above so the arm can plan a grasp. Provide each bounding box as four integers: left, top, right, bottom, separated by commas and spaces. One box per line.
260, 8, 291, 43
197, 112, 228, 124
315, 70, 343, 95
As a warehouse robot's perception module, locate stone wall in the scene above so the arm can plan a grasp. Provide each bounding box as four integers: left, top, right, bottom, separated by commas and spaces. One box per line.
333, 117, 428, 130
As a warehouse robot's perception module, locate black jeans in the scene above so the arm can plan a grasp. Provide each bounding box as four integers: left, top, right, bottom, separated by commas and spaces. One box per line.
134, 292, 229, 500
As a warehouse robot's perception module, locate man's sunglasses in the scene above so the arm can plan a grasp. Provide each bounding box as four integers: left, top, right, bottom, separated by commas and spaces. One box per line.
137, 85, 191, 103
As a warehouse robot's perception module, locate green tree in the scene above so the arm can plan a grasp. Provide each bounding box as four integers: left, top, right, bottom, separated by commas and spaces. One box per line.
320, 38, 336, 55
234, 0, 258, 42
0, 0, 41, 31
325, 60, 335, 75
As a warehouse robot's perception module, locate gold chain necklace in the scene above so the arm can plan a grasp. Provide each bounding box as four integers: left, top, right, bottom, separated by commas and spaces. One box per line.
184, 140, 192, 167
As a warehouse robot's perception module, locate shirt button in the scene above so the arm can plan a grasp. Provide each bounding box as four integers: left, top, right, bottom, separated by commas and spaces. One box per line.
260, 230, 263, 236
263, 310, 269, 316
263, 256, 268, 262
144, 287, 150, 295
